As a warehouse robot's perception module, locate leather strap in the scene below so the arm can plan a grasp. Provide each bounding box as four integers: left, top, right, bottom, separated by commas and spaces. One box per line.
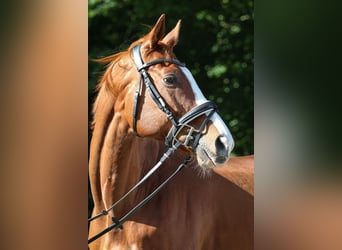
131, 44, 180, 135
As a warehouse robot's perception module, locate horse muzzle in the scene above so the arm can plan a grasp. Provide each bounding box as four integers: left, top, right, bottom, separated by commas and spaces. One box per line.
195, 112, 234, 169
165, 101, 234, 169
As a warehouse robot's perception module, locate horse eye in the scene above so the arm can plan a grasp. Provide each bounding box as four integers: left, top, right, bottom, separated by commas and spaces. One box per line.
162, 74, 178, 86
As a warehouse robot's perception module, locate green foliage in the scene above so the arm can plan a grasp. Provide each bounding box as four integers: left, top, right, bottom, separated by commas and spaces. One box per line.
89, 0, 253, 156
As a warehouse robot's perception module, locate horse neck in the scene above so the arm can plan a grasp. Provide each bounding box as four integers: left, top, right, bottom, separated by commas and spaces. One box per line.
89, 87, 168, 213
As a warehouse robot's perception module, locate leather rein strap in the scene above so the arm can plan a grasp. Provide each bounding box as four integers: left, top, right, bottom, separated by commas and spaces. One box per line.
88, 146, 191, 244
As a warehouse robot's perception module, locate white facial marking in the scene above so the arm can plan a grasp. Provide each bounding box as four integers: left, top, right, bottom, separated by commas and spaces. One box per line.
180, 67, 235, 153
180, 67, 207, 105
211, 113, 235, 154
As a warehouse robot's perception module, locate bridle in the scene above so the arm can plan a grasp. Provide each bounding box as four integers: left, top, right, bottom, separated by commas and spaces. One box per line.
131, 43, 217, 150
88, 44, 217, 244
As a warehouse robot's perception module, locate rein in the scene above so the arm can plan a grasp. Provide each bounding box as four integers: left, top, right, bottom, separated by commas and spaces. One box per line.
88, 143, 191, 244
88, 44, 216, 244
88, 142, 182, 225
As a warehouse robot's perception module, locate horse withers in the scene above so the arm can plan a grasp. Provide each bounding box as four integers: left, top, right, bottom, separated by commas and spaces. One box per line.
89, 14, 254, 250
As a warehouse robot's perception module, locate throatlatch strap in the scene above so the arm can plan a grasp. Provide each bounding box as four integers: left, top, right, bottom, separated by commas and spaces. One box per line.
132, 75, 143, 135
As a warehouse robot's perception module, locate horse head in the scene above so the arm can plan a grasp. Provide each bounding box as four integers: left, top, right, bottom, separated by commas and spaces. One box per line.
98, 14, 234, 170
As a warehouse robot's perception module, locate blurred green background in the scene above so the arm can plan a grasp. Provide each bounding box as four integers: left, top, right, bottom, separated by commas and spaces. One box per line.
88, 0, 254, 157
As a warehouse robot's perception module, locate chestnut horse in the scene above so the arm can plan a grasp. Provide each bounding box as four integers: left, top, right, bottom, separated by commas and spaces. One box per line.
89, 14, 254, 250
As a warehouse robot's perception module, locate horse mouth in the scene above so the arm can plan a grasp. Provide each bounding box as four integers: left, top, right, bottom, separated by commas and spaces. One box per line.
195, 140, 229, 170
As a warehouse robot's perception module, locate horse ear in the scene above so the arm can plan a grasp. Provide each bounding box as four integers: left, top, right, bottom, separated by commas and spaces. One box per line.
161, 20, 181, 48
144, 14, 166, 49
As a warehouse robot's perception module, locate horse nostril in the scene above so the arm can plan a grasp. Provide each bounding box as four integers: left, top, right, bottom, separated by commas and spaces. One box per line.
215, 136, 229, 155
214, 136, 231, 164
